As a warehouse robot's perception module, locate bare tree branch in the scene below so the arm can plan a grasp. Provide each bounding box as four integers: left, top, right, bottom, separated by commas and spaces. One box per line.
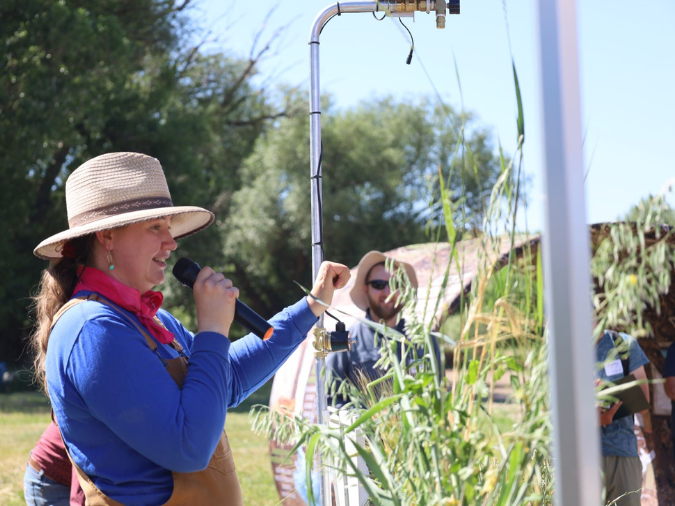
177, 45, 200, 79
220, 58, 259, 114
249, 4, 279, 61
222, 94, 251, 117
220, 9, 291, 114
170, 0, 193, 12
200, 1, 241, 45
176, 29, 214, 79
257, 59, 303, 93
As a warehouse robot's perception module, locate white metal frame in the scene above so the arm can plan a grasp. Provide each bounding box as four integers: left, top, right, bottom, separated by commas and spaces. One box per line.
535, 1, 601, 504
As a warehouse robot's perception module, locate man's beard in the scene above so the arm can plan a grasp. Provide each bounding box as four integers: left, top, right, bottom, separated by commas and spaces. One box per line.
367, 294, 402, 322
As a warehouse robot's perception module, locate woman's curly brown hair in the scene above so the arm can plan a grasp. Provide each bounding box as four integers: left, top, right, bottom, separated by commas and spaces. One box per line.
29, 235, 95, 393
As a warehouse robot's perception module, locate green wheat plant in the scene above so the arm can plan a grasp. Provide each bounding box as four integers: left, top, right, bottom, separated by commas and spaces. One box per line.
247, 45, 675, 503
250, 173, 553, 505
250, 59, 558, 504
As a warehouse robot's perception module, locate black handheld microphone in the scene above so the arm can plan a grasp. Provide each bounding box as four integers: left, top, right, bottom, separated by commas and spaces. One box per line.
172, 258, 274, 341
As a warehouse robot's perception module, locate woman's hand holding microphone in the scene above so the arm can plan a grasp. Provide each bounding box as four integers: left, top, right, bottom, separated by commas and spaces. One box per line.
193, 267, 239, 337
190, 260, 350, 338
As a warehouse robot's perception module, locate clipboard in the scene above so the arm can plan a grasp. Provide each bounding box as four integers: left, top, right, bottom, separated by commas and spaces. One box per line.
606, 374, 650, 420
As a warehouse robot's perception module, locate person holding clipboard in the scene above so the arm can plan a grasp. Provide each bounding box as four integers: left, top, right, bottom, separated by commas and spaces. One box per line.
596, 329, 651, 506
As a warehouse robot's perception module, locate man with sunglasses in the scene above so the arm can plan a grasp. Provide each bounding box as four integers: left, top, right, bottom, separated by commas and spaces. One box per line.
326, 251, 441, 406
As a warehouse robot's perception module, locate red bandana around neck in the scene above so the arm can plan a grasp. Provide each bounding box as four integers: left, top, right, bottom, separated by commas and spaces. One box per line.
73, 267, 175, 345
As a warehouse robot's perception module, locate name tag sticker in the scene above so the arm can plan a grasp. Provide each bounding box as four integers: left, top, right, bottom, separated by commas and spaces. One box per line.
605, 359, 624, 377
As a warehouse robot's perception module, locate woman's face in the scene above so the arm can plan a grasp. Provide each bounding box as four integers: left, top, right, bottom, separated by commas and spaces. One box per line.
108, 217, 177, 293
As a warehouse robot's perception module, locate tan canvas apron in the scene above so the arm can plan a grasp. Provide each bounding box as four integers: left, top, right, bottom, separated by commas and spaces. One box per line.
51, 294, 244, 506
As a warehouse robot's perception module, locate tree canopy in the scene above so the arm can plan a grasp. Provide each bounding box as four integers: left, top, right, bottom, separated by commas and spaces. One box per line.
624, 195, 675, 226
0, 0, 281, 360
1, 0, 508, 361
221, 95, 504, 319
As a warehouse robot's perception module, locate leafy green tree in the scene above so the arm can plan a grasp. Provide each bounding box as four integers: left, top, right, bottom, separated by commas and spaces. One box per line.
0, 0, 285, 362
592, 191, 675, 338
624, 195, 675, 226
0, 1, 507, 359
221, 95, 505, 317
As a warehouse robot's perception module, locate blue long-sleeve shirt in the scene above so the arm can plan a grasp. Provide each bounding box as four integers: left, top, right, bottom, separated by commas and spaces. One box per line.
46, 291, 318, 505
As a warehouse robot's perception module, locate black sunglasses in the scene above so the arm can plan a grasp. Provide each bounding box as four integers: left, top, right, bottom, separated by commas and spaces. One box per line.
366, 279, 389, 290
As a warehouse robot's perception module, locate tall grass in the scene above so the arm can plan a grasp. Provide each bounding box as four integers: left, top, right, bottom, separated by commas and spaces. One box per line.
249, 51, 675, 505
250, 58, 560, 504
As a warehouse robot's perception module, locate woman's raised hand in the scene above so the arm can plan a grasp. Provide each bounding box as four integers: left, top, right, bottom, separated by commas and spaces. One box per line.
307, 261, 351, 317
193, 267, 239, 337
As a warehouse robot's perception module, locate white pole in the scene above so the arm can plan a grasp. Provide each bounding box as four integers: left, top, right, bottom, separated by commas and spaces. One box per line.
534, 1, 601, 505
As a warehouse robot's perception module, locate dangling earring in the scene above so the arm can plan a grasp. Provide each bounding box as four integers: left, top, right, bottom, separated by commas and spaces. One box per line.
107, 249, 115, 271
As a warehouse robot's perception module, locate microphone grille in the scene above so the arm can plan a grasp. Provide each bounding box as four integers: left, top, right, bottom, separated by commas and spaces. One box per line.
172, 258, 200, 289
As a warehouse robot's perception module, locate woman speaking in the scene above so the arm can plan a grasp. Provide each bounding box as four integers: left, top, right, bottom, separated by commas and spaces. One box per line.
30, 152, 349, 505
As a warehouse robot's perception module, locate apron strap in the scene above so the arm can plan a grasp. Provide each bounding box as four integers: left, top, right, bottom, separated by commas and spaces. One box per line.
52, 408, 125, 506
50, 294, 97, 330
51, 293, 187, 363
92, 296, 188, 358
50, 295, 195, 504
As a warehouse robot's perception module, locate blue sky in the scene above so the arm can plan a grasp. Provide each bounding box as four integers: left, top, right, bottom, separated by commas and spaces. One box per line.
190, 0, 675, 232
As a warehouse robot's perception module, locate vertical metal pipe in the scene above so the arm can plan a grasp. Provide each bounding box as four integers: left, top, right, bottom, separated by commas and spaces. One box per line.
535, 1, 601, 505
309, 14, 327, 504
309, 4, 378, 505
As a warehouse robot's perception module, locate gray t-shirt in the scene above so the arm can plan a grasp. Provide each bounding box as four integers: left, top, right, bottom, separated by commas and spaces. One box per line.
596, 331, 649, 458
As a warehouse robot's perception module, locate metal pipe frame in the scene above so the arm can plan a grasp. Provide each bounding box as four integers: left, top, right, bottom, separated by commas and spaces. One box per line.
311, 0, 600, 503
309, 3, 482, 506
310, 4, 379, 505
535, 1, 601, 505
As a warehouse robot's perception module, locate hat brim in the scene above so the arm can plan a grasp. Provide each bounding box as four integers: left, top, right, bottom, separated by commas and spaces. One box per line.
349, 251, 418, 311
34, 206, 214, 260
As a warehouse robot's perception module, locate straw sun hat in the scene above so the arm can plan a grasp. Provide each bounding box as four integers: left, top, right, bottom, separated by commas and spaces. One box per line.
349, 251, 418, 311
34, 152, 214, 260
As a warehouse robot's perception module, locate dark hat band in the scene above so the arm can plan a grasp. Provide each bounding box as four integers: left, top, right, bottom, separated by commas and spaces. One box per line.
68, 197, 174, 228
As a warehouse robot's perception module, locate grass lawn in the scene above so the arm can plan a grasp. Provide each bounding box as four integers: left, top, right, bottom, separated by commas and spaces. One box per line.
0, 382, 281, 506
0, 380, 521, 505
0, 392, 55, 506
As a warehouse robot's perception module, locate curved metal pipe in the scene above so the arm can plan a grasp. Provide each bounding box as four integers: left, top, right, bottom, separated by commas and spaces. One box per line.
309, 5, 378, 505
308, 3, 454, 503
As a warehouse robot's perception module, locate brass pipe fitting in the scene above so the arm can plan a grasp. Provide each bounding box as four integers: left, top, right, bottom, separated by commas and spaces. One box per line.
436, 0, 446, 28
382, 0, 456, 27
313, 325, 353, 358
313, 327, 331, 358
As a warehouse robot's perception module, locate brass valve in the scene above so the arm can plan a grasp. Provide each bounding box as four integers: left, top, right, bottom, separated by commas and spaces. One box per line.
436, 0, 446, 29
380, 0, 460, 28
313, 322, 354, 358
